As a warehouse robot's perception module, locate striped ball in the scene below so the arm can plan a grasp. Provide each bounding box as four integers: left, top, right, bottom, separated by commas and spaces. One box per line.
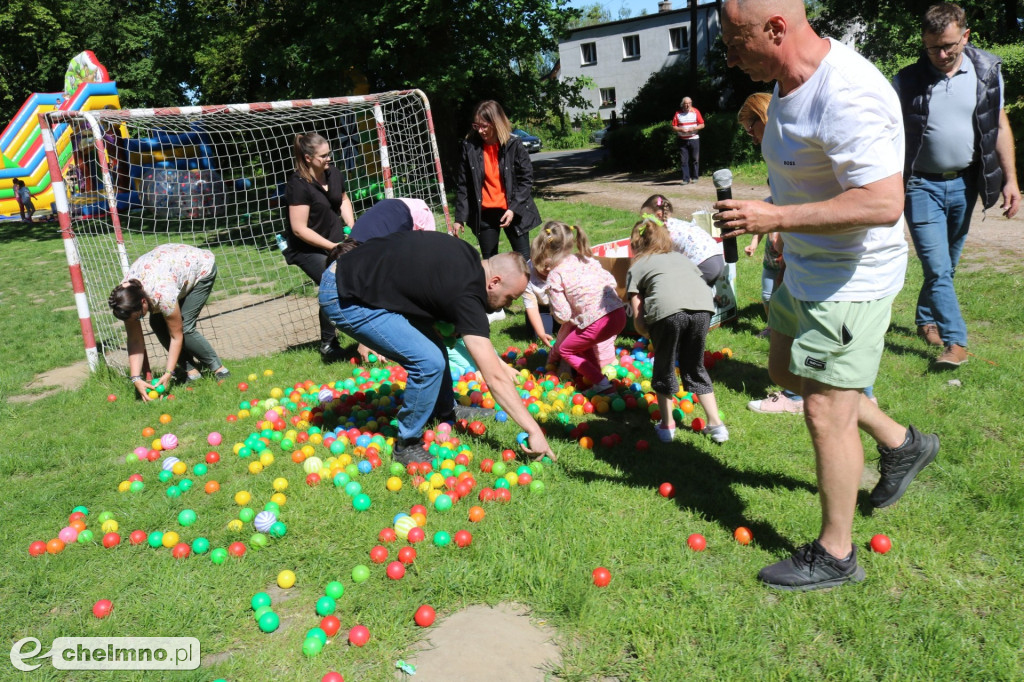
394, 516, 418, 541
302, 457, 323, 474
254, 511, 277, 533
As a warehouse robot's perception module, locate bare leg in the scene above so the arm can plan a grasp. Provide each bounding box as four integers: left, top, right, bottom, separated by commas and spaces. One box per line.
657, 393, 675, 429
767, 330, 803, 394
696, 392, 723, 426
857, 394, 906, 450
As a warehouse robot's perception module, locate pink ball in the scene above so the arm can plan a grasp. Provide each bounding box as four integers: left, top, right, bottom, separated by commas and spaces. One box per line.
264, 410, 278, 421
160, 433, 178, 450
58, 526, 79, 543
207, 432, 222, 446
133, 446, 148, 457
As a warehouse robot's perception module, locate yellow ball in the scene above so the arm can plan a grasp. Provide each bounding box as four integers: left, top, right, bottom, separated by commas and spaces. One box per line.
171, 461, 187, 475
270, 492, 287, 507
227, 519, 243, 532
263, 369, 274, 377
147, 390, 159, 399
238, 409, 250, 419
272, 477, 289, 492
277, 569, 296, 589
301, 445, 315, 458
259, 452, 275, 467
386, 476, 403, 492
394, 516, 417, 540
427, 489, 442, 504
270, 387, 284, 399
101, 520, 119, 533
505, 472, 519, 487
247, 373, 258, 382
233, 442, 245, 455
234, 490, 252, 506
118, 480, 131, 493
248, 461, 264, 475
309, 433, 322, 445
441, 458, 455, 470
162, 531, 179, 548
428, 473, 444, 489
417, 481, 431, 494
338, 454, 352, 467
152, 439, 163, 451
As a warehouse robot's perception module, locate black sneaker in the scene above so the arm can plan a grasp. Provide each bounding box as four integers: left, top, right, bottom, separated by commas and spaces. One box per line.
435, 404, 496, 423
393, 438, 429, 465
758, 540, 866, 592
320, 340, 344, 363
870, 425, 939, 508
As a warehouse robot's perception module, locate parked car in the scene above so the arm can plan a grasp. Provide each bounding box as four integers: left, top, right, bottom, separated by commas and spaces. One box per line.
512, 128, 542, 153
589, 127, 610, 146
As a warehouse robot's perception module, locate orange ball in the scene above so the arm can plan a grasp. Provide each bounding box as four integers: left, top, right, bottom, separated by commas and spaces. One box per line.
204, 481, 221, 494
141, 426, 156, 438
46, 538, 65, 554
70, 519, 87, 532
679, 400, 694, 414
734, 527, 753, 545
159, 413, 172, 425
579, 436, 594, 450
468, 506, 486, 523
410, 512, 427, 527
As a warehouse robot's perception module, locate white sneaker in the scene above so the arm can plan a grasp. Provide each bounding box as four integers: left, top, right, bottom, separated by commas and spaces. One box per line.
747, 391, 804, 414
486, 309, 506, 324
655, 424, 676, 443
702, 424, 729, 443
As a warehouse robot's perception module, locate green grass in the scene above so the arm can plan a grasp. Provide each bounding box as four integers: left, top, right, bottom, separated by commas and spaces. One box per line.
2, 205, 1023, 681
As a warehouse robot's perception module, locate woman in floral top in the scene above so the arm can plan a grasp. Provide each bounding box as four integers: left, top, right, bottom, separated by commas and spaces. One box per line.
108, 244, 229, 400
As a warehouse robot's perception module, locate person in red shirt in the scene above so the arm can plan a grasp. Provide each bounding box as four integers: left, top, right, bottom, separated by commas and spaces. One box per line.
671, 97, 705, 184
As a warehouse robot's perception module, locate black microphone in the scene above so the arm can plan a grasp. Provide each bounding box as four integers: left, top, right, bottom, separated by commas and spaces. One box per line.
712, 168, 738, 263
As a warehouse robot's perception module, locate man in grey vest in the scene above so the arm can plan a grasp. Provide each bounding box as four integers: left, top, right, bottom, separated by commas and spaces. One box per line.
894, 3, 1020, 368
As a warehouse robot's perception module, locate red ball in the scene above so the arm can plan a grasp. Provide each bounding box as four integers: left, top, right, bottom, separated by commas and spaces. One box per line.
322, 673, 344, 682
870, 533, 892, 554
386, 561, 406, 580
348, 625, 370, 647
406, 462, 419, 476
691, 417, 706, 432
228, 541, 246, 557
69, 511, 85, 523
369, 545, 388, 564
480, 459, 494, 473
92, 599, 113, 619
517, 473, 532, 486
128, 473, 144, 483
205, 451, 220, 464
398, 546, 417, 565
478, 487, 495, 502
107, 394, 117, 402
658, 482, 676, 499
407, 526, 425, 544
414, 604, 436, 627
687, 533, 707, 551
172, 542, 191, 559
454, 530, 473, 548
306, 472, 321, 487
468, 421, 486, 436
28, 541, 47, 557
592, 567, 612, 587
500, 449, 516, 462
129, 530, 147, 545
102, 532, 121, 548
495, 488, 511, 503
378, 527, 397, 543
320, 615, 341, 637
237, 382, 249, 391
226, 414, 238, 423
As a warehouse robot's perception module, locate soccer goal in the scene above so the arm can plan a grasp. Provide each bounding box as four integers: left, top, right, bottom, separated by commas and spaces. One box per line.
40, 90, 450, 374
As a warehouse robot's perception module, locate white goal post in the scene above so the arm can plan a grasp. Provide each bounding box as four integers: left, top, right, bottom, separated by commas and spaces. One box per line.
40, 90, 450, 375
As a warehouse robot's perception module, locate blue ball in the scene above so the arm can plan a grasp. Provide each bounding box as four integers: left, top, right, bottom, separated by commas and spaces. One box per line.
516, 431, 529, 445
495, 411, 508, 423
356, 434, 372, 448
392, 512, 410, 525
357, 460, 372, 474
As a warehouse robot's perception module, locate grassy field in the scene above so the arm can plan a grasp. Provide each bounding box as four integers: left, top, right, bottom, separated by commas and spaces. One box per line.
1, 199, 1023, 681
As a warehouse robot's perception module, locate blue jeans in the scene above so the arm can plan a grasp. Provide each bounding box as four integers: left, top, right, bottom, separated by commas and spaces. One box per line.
905, 175, 976, 347
319, 264, 454, 441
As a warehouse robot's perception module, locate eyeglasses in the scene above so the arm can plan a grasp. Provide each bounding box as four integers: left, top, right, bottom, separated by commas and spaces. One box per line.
472, 121, 491, 131
924, 32, 966, 55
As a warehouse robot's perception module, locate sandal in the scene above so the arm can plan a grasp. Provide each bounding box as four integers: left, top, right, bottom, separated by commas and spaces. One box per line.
186, 369, 203, 382
214, 368, 231, 379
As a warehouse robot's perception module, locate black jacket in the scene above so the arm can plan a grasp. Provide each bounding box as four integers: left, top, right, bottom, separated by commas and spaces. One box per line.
895, 44, 1004, 210
454, 134, 541, 237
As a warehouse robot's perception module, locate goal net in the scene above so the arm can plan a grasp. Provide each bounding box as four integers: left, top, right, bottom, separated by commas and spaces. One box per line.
41, 90, 449, 374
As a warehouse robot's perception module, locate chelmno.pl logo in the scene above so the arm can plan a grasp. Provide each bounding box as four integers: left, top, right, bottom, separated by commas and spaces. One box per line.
10, 637, 200, 672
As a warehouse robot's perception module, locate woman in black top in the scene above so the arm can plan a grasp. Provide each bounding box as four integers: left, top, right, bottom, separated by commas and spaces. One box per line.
284, 132, 355, 361
453, 100, 541, 262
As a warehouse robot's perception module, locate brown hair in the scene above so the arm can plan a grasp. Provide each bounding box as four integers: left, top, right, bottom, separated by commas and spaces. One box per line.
640, 194, 673, 221
530, 221, 592, 273
469, 100, 513, 146
630, 218, 674, 260
293, 133, 329, 183
108, 279, 147, 321
923, 3, 967, 35
738, 92, 772, 130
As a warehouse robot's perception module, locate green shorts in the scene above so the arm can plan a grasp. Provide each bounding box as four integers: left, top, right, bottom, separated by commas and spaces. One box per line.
768, 283, 895, 389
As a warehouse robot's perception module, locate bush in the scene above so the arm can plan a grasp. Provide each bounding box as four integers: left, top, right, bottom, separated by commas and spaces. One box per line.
1006, 101, 1024, 181
990, 44, 1024, 105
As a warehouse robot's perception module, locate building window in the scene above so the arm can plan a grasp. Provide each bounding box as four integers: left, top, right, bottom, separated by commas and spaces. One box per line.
600, 88, 616, 108
623, 35, 641, 59
581, 42, 597, 66
669, 26, 689, 52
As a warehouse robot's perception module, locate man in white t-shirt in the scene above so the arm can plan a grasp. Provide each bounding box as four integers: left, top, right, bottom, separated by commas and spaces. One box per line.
714, 0, 940, 592
671, 97, 704, 183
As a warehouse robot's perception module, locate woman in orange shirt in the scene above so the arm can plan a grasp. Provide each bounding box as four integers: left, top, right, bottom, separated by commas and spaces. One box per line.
453, 100, 540, 261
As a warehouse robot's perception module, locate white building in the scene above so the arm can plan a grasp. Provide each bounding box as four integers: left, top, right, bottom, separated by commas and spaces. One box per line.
558, 1, 721, 124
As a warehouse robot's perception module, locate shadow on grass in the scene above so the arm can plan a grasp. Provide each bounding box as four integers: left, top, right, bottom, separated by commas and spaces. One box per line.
0, 218, 62, 242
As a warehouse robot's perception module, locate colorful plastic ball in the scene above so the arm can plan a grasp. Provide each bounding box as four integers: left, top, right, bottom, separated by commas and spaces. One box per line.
269, 521, 287, 538
158, 470, 174, 483
592, 567, 612, 587
254, 511, 277, 533
29, 541, 47, 557
394, 516, 417, 540
210, 548, 228, 564
407, 526, 426, 544
59, 526, 79, 543
870, 534, 892, 554
687, 533, 707, 551
352, 493, 372, 511
178, 509, 198, 527
228, 542, 247, 557
249, 533, 268, 549
78, 530, 95, 544
129, 530, 147, 545
206, 451, 221, 464
272, 477, 289, 492
160, 434, 178, 450
46, 538, 65, 554
414, 604, 436, 627
348, 625, 370, 647
258, 611, 280, 633
306, 627, 328, 645
433, 494, 453, 511
252, 563, 285, 587
316, 596, 337, 616
129, 480, 145, 493
343, 480, 361, 496
386, 561, 406, 580
191, 537, 210, 554
324, 581, 344, 599
92, 599, 113, 619
172, 542, 192, 559
320, 615, 341, 637
379, 527, 397, 543
321, 673, 344, 682
432, 530, 452, 547
658, 482, 676, 499
147, 532, 164, 548
351, 564, 371, 583
398, 546, 417, 565
454, 530, 473, 548
102, 532, 121, 548
208, 432, 223, 446
529, 480, 545, 494
162, 531, 180, 548
386, 476, 403, 492
733, 527, 753, 545
370, 545, 388, 563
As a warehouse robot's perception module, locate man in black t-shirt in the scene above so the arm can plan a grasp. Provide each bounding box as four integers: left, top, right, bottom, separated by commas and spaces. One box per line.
319, 230, 555, 463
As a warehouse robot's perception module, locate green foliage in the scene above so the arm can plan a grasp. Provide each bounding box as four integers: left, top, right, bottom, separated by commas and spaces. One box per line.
990, 43, 1024, 104
1006, 101, 1024, 179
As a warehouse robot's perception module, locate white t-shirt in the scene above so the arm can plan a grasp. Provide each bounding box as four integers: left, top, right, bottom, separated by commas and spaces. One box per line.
762, 38, 908, 302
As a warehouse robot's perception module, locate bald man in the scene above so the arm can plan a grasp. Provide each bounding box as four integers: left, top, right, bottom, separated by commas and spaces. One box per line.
715, 0, 939, 591
319, 230, 555, 463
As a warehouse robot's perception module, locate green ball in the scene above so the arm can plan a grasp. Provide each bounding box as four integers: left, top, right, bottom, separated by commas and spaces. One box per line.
147, 531, 164, 548
515, 465, 532, 476
352, 493, 371, 511
433, 494, 453, 511
530, 462, 543, 476
268, 522, 287, 538
324, 581, 344, 599
166, 485, 182, 498
389, 462, 406, 476
494, 478, 510, 490
280, 438, 294, 451
529, 480, 546, 494
263, 501, 281, 514
72, 506, 89, 515
306, 627, 327, 645
315, 596, 336, 616
129, 481, 145, 493
239, 508, 256, 523
155, 383, 166, 394
333, 472, 350, 487
238, 447, 252, 458
192, 463, 208, 476
158, 470, 173, 483
178, 509, 197, 527
210, 548, 228, 564
301, 636, 323, 656
191, 537, 210, 554
433, 530, 452, 547
344, 481, 362, 497
77, 529, 94, 544
97, 511, 114, 524
249, 533, 268, 549
491, 461, 507, 476
178, 478, 193, 491
258, 611, 280, 633
253, 604, 272, 621
251, 592, 272, 610
344, 464, 360, 478
351, 564, 370, 583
